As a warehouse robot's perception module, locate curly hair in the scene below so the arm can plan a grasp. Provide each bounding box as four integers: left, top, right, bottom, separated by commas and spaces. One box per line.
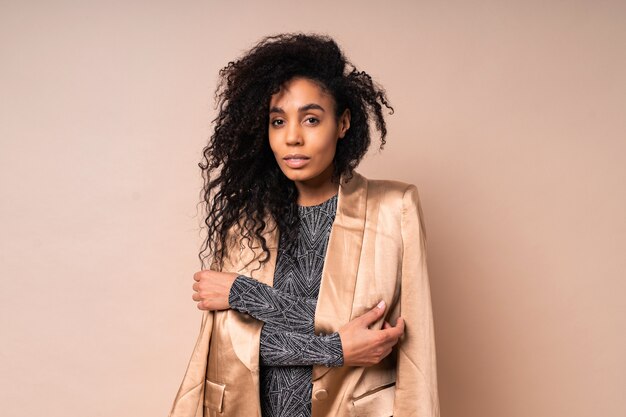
198, 32, 393, 271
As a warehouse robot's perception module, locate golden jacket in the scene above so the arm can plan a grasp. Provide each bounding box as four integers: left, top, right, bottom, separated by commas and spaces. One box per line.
169, 170, 440, 417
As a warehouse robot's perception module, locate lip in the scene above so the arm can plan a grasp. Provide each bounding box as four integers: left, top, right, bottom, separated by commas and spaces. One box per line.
283, 154, 310, 169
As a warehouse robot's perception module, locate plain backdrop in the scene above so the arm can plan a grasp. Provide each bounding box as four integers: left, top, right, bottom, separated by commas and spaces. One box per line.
1, 1, 625, 416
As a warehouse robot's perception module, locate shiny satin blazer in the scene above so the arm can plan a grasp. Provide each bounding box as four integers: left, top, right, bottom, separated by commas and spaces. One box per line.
169, 170, 440, 417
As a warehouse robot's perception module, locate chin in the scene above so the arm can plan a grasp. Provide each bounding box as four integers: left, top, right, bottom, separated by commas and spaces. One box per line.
282, 171, 309, 181
280, 167, 315, 182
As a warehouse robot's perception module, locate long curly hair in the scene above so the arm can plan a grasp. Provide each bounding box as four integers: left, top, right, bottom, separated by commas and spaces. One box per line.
198, 32, 393, 271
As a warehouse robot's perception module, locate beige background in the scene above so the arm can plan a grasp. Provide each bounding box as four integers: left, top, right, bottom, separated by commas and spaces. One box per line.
1, 1, 625, 416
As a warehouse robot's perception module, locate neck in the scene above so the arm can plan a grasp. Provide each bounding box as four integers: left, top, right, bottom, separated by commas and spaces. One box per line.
294, 165, 339, 207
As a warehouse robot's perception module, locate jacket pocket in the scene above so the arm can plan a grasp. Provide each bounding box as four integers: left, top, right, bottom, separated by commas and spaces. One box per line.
204, 378, 226, 413
352, 382, 395, 417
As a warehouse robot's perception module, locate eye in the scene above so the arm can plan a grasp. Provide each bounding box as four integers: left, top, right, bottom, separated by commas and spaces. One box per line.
271, 119, 284, 127
304, 117, 319, 125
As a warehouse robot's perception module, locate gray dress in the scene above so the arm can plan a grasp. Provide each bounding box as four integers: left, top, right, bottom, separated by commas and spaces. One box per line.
228, 193, 343, 417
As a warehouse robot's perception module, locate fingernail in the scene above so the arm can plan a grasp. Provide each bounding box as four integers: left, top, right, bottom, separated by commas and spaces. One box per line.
377, 300, 385, 309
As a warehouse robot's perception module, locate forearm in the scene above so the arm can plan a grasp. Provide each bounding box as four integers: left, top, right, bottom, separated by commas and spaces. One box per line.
260, 326, 344, 367
228, 274, 317, 332
229, 274, 344, 367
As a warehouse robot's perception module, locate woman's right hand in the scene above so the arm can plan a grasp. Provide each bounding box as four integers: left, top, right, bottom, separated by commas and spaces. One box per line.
337, 300, 405, 367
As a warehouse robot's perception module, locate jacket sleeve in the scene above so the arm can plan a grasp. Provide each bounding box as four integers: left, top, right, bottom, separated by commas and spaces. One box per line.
393, 184, 440, 417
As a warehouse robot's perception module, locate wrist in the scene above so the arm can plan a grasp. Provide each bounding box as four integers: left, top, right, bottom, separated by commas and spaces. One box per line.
228, 273, 263, 310
227, 274, 247, 309
322, 331, 344, 367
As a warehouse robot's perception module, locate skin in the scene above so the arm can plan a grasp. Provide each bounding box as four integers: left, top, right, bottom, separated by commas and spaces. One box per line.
192, 76, 405, 367
268, 76, 349, 206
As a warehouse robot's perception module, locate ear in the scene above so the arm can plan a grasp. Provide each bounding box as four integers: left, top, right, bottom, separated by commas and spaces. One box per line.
338, 108, 351, 139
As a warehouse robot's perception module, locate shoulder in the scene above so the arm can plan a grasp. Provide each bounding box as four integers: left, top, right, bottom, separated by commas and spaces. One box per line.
355, 171, 421, 211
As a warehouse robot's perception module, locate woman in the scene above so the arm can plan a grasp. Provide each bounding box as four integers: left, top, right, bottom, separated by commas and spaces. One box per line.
170, 33, 439, 417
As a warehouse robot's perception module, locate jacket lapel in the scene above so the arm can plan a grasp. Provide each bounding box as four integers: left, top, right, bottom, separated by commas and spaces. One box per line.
313, 170, 367, 380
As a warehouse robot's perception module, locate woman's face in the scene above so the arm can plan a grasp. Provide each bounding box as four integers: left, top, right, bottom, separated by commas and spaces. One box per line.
268, 77, 350, 188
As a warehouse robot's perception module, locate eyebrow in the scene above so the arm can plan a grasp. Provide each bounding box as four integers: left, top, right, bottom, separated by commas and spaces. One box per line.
269, 103, 326, 114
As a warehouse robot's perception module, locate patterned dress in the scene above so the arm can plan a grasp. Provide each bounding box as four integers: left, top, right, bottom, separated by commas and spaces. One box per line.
228, 193, 344, 417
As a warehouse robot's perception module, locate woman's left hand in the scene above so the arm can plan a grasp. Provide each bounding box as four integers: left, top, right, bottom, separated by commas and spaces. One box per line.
192, 270, 239, 311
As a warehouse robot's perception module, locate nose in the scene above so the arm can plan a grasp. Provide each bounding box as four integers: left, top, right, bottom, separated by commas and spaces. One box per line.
285, 122, 303, 146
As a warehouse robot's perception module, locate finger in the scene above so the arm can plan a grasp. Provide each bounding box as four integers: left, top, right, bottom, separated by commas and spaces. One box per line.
391, 317, 405, 336
383, 346, 393, 358
192, 282, 198, 291
193, 272, 201, 282
383, 331, 402, 348
192, 293, 201, 302
381, 317, 405, 339
395, 316, 405, 334
359, 300, 386, 326
380, 335, 402, 352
